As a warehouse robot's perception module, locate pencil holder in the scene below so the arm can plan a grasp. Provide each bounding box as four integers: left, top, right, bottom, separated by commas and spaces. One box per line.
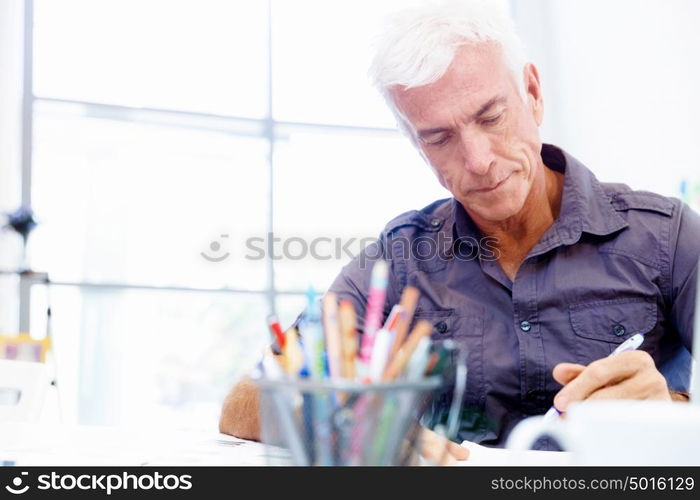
255, 376, 449, 466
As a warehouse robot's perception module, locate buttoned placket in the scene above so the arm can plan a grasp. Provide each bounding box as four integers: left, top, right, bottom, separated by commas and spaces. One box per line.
476, 249, 548, 415
511, 256, 546, 414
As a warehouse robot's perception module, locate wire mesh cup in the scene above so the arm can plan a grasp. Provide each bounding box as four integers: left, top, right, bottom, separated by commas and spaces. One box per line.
255, 376, 446, 466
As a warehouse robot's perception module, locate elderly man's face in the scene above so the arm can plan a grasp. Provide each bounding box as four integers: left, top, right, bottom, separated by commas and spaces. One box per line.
389, 43, 544, 223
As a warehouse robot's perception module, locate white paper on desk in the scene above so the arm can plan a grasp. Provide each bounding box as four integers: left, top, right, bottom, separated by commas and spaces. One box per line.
456, 441, 573, 466
145, 433, 273, 466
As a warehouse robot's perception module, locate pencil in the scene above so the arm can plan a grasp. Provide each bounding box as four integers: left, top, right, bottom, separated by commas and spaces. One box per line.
382, 319, 433, 381
322, 293, 343, 380
385, 286, 420, 370
338, 299, 358, 379
282, 327, 303, 376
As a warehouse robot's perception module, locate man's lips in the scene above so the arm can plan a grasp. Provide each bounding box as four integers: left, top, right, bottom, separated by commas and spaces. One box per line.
473, 173, 512, 193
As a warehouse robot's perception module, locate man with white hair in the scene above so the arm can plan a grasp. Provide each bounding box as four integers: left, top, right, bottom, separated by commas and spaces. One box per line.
220, 0, 699, 461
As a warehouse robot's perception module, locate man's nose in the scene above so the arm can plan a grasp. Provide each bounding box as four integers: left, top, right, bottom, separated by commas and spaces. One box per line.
458, 133, 494, 176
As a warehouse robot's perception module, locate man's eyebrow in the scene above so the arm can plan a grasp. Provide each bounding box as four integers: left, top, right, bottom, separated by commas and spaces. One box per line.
416, 95, 507, 138
475, 95, 507, 117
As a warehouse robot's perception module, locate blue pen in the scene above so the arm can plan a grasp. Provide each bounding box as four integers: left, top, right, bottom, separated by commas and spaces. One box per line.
299, 287, 334, 464
543, 333, 645, 423
298, 288, 322, 462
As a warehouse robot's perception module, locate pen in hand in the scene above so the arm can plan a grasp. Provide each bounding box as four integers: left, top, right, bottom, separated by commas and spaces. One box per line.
542, 333, 645, 423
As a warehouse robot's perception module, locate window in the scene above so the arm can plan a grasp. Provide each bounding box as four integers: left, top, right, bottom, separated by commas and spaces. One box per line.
33, 0, 269, 118
26, 0, 440, 428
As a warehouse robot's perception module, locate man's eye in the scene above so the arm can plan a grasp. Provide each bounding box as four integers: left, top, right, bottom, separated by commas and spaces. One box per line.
481, 114, 503, 126
427, 135, 450, 146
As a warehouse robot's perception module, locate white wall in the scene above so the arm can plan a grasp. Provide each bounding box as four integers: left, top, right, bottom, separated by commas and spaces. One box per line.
0, 0, 22, 211
513, 0, 700, 203
0, 0, 24, 332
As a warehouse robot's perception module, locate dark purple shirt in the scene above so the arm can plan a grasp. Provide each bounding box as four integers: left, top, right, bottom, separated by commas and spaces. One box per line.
327, 144, 700, 447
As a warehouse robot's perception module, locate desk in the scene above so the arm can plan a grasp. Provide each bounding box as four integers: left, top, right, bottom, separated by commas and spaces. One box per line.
1, 423, 573, 466
0, 423, 280, 466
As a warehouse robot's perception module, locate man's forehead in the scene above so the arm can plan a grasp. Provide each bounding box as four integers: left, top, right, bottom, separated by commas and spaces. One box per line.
388, 43, 509, 124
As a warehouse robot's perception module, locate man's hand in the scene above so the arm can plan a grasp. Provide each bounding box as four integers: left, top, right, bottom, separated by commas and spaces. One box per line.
419, 428, 470, 465
552, 350, 671, 413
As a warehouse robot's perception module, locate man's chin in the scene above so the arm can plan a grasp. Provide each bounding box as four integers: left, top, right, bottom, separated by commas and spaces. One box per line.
463, 201, 524, 224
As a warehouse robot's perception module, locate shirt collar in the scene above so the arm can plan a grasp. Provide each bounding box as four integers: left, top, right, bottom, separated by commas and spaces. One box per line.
451, 144, 629, 250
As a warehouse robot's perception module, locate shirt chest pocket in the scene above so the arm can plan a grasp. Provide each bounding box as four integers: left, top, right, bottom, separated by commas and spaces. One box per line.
568, 297, 658, 365
412, 310, 486, 411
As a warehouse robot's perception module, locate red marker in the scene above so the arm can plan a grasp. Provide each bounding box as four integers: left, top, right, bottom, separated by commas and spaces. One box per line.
266, 314, 286, 350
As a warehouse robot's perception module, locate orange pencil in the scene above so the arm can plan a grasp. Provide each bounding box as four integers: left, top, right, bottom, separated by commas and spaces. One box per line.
383, 319, 433, 381
386, 286, 420, 366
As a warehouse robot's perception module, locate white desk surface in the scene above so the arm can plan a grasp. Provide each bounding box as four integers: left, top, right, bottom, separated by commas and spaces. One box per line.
0, 423, 278, 466
1, 423, 573, 466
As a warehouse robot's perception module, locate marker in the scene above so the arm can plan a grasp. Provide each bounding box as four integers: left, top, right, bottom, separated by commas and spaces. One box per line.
359, 260, 389, 365
322, 293, 343, 380
299, 288, 325, 379
368, 328, 394, 382
300, 289, 333, 464
405, 337, 431, 380
266, 314, 286, 352
338, 300, 358, 379
543, 333, 646, 422
426, 340, 455, 377
423, 351, 440, 376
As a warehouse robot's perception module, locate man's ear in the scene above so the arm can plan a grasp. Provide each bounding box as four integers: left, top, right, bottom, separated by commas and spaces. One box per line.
523, 63, 544, 126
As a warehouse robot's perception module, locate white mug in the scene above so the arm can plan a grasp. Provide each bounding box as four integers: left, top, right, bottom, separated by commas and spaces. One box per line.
506, 400, 700, 465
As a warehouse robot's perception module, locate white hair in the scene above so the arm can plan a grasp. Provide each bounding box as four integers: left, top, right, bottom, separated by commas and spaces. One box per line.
369, 0, 528, 107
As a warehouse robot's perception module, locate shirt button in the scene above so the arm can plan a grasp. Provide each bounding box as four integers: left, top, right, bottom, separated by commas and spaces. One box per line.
435, 321, 448, 334
613, 324, 626, 337
430, 218, 441, 227
520, 320, 532, 332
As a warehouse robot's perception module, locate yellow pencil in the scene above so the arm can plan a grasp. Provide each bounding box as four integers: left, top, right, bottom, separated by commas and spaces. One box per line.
322, 293, 343, 380
338, 299, 358, 379
282, 327, 303, 376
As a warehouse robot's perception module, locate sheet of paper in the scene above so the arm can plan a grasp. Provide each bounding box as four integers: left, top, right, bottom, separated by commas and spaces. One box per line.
145, 433, 275, 466
456, 440, 573, 466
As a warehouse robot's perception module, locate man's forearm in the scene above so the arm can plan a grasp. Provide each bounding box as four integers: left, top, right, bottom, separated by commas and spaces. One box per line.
219, 377, 261, 441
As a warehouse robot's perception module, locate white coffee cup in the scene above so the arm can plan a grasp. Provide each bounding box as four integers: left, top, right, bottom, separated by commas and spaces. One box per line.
506, 400, 700, 465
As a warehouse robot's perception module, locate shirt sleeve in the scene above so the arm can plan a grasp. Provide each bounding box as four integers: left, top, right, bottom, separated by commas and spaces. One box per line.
669, 202, 700, 352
